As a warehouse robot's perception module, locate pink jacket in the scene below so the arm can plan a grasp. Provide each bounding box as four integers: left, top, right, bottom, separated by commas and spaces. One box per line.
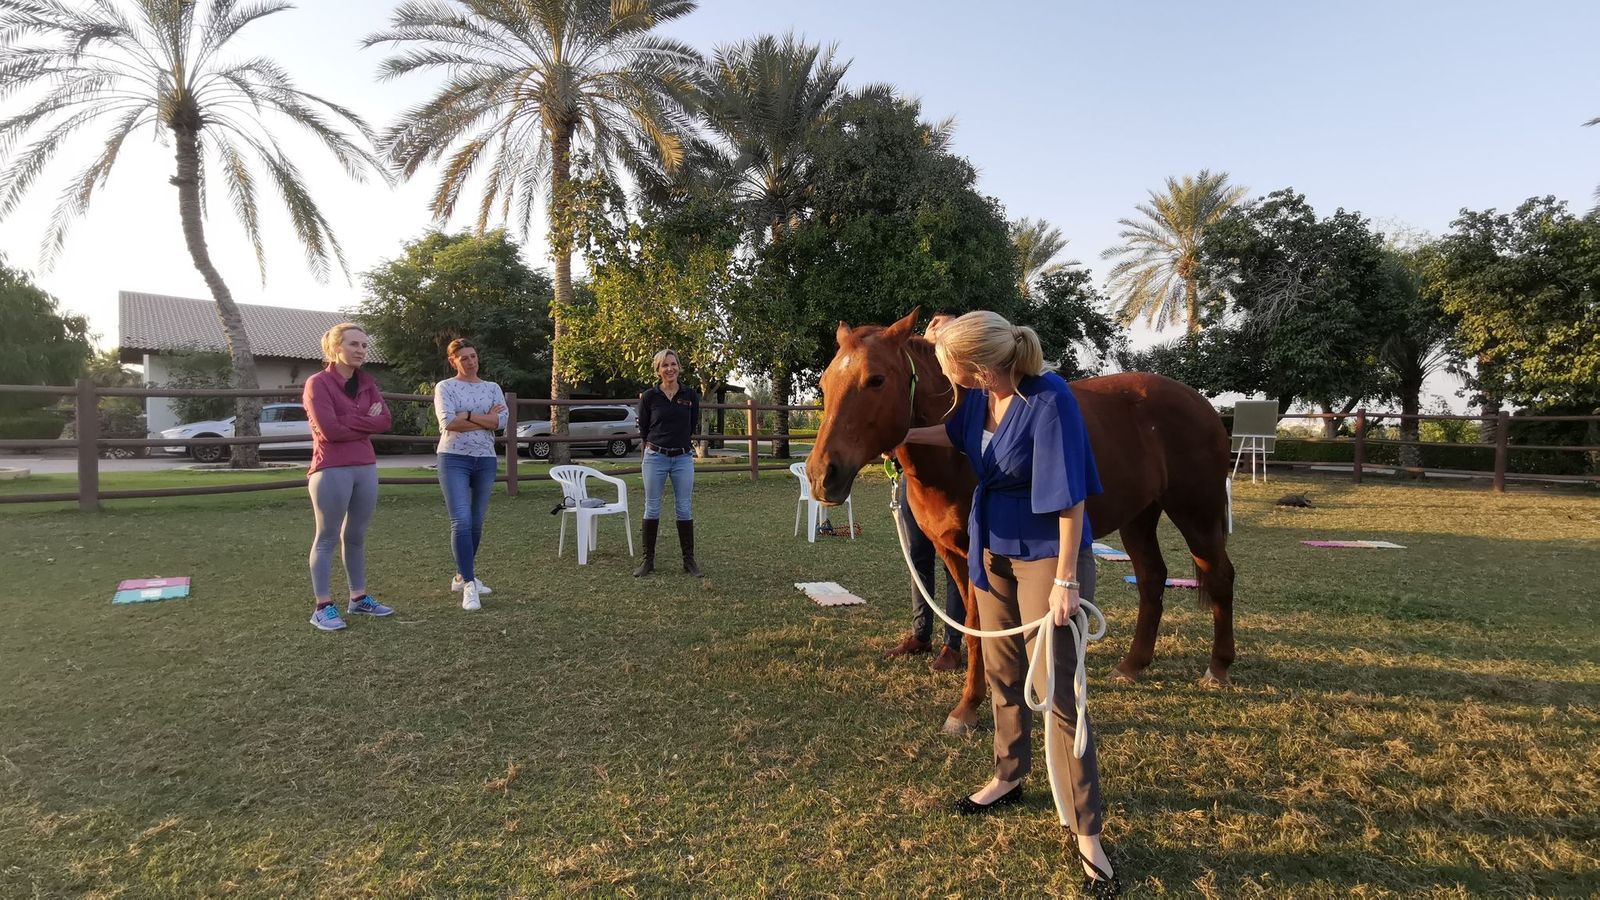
303, 365, 392, 475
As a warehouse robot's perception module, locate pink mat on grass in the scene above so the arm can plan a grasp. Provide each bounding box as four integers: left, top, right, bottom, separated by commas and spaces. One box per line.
1122, 575, 1199, 589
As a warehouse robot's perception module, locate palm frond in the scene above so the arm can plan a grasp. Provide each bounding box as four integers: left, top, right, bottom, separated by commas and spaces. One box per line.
0, 0, 379, 277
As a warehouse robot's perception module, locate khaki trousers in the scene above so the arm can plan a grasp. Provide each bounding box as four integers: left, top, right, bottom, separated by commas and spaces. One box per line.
974, 549, 1104, 835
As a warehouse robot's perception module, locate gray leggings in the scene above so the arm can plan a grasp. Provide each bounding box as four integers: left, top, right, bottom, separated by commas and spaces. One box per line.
308, 464, 378, 603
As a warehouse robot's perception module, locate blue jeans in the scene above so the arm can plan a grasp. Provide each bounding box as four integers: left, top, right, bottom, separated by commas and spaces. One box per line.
899, 480, 965, 649
642, 449, 694, 521
438, 452, 497, 581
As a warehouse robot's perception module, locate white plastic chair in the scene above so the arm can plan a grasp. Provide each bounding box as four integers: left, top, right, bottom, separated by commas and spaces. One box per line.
790, 461, 852, 543
550, 465, 633, 565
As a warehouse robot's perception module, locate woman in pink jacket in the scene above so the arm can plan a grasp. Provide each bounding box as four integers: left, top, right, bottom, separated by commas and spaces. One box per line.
302, 323, 394, 632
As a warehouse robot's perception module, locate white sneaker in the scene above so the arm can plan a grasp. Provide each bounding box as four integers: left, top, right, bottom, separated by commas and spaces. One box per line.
462, 579, 481, 611
450, 575, 492, 595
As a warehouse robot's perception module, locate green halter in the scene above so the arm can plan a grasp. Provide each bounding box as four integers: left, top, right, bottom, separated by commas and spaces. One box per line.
885, 348, 920, 483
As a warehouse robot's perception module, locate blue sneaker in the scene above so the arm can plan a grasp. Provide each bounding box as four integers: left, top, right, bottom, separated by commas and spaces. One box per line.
347, 595, 394, 617
310, 605, 347, 631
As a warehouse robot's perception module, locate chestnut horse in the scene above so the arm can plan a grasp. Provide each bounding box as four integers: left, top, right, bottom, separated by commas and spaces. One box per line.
808, 311, 1237, 734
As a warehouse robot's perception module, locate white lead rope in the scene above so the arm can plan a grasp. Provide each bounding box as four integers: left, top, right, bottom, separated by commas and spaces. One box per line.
889, 480, 1100, 826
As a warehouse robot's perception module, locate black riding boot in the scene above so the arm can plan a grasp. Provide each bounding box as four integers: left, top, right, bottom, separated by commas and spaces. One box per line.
678, 519, 704, 578
633, 518, 658, 577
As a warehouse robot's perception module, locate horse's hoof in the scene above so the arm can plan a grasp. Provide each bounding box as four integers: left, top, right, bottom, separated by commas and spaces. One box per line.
940, 716, 975, 737
1110, 665, 1140, 684
1199, 670, 1231, 689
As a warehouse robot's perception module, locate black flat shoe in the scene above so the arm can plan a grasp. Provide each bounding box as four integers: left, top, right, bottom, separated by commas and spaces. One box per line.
1077, 847, 1122, 898
952, 783, 1023, 816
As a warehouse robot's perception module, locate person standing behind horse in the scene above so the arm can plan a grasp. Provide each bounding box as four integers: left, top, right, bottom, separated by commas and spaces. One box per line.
633, 349, 704, 578
433, 339, 508, 612
884, 310, 968, 672
901, 310, 1120, 895
303, 323, 395, 632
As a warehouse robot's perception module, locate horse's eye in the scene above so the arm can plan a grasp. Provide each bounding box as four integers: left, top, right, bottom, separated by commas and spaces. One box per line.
866, 375, 886, 388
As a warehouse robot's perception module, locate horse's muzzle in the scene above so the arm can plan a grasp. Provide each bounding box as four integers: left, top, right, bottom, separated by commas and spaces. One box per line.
817, 460, 856, 505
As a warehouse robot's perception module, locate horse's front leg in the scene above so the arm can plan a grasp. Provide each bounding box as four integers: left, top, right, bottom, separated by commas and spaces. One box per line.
938, 548, 983, 736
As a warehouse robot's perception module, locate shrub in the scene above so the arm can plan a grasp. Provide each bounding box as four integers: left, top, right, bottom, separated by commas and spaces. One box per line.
0, 411, 65, 440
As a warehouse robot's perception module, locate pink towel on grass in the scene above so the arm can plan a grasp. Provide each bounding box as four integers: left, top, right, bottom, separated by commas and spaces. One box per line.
1122, 575, 1198, 589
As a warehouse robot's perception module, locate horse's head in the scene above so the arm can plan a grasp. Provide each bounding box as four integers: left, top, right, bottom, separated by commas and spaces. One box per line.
808, 309, 923, 504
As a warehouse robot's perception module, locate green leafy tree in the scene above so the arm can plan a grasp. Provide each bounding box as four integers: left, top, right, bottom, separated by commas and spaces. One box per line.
356, 229, 554, 404
86, 348, 146, 448
1427, 197, 1600, 411
697, 32, 848, 456
0, 258, 89, 419
0, 0, 384, 467
159, 349, 235, 424
1102, 169, 1247, 333
758, 87, 1020, 380
365, 0, 702, 463
1117, 327, 1266, 400
566, 174, 743, 406
1024, 268, 1124, 380
1201, 189, 1396, 434
1011, 217, 1077, 299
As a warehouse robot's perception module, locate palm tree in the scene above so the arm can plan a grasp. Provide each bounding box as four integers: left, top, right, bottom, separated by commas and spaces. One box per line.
365, 0, 702, 464
1101, 169, 1247, 334
0, 0, 384, 468
699, 33, 848, 243
697, 32, 847, 456
1010, 217, 1077, 298
1379, 246, 1452, 467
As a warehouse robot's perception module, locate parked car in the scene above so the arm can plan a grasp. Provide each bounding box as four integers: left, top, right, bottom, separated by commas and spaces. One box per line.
158, 402, 312, 463
516, 405, 637, 459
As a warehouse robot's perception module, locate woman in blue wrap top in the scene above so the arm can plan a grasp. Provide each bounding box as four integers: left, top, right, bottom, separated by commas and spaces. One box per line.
902, 311, 1119, 895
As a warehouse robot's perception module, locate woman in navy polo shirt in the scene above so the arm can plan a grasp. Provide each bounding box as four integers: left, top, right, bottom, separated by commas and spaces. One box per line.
902, 311, 1118, 896
633, 349, 703, 578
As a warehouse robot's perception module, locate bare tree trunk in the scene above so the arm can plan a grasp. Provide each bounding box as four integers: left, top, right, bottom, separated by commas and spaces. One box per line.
1320, 399, 1358, 440
548, 126, 574, 465
771, 363, 791, 460
768, 217, 792, 460
1480, 395, 1502, 446
1185, 275, 1202, 334
1398, 382, 1423, 469
172, 123, 261, 468
1586, 408, 1600, 476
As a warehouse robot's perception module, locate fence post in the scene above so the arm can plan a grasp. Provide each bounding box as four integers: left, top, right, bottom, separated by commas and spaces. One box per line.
75, 378, 100, 512
1352, 408, 1367, 485
1492, 410, 1510, 492
503, 392, 518, 498
746, 396, 758, 482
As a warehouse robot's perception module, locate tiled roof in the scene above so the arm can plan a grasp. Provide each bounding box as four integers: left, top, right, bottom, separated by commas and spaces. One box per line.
118, 291, 386, 363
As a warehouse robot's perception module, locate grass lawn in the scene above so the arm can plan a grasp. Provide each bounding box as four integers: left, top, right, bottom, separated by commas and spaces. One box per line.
1, 470, 1596, 897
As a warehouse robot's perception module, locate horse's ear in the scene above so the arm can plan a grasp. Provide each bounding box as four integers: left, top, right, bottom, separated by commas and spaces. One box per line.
883, 307, 920, 343
836, 320, 856, 348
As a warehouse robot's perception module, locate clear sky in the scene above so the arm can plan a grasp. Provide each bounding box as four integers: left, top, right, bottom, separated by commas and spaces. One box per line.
2, 0, 1596, 369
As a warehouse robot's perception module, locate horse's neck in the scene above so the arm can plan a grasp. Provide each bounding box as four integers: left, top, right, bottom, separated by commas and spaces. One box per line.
899, 337, 970, 503
906, 338, 956, 430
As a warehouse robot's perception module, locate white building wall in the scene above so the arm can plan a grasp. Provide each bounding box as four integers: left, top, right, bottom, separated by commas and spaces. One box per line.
142, 355, 316, 434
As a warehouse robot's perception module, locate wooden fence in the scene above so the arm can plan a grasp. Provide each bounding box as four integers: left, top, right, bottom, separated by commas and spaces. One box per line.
0, 382, 820, 510
1, 384, 1595, 510
1228, 409, 1600, 491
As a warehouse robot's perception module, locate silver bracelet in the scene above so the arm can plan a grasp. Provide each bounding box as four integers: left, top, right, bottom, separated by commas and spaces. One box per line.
1053, 578, 1079, 590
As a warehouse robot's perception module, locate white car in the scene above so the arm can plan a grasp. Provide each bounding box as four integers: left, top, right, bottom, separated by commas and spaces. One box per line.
159, 402, 312, 463
516, 405, 638, 459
